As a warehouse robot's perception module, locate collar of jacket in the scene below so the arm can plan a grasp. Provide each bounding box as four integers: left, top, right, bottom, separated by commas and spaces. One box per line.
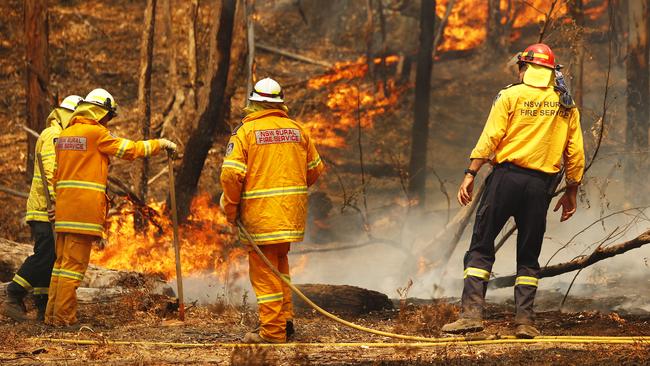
523, 63, 553, 88
243, 109, 289, 123
69, 103, 109, 126
47, 107, 74, 130
69, 116, 101, 126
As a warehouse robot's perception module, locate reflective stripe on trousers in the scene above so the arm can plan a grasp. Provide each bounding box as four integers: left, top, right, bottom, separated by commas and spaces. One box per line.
249, 242, 293, 342
45, 232, 93, 326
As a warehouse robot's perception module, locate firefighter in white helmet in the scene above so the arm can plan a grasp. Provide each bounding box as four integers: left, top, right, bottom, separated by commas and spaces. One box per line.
44, 88, 177, 327
4, 95, 83, 321
220, 77, 324, 343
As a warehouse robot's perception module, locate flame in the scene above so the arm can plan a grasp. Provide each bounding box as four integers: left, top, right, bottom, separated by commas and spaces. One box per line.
304, 55, 403, 148
91, 194, 245, 281
436, 0, 606, 52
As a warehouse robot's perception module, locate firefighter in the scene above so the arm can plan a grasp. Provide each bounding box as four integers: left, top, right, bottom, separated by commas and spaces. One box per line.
44, 88, 177, 327
3, 95, 83, 321
220, 78, 325, 343
441, 44, 585, 339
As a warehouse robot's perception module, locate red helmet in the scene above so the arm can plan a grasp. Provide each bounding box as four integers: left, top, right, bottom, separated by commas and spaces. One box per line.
516, 43, 556, 69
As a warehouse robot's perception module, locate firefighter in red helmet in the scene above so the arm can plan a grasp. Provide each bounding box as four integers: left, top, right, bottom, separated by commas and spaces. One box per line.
441, 43, 585, 338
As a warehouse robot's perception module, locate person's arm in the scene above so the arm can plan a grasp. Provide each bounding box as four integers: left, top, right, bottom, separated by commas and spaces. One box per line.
96, 126, 175, 160
219, 131, 248, 224
554, 109, 585, 222
38, 130, 57, 203
305, 132, 325, 187
458, 91, 510, 206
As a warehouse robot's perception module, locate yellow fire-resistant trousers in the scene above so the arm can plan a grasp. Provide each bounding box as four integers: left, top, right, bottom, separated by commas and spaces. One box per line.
249, 242, 293, 342
44, 232, 93, 326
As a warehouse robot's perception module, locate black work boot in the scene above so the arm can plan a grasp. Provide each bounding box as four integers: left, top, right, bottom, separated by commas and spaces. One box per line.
286, 320, 295, 339
34, 295, 48, 321
3, 283, 28, 321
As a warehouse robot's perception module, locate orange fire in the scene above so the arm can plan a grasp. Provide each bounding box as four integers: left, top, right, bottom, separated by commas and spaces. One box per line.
304, 55, 403, 148
91, 194, 245, 281
436, 0, 605, 52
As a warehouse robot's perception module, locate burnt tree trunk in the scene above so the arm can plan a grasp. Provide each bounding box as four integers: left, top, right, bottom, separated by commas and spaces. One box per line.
245, 0, 256, 98
174, 0, 237, 221
490, 229, 650, 288
24, 0, 49, 180
135, 0, 157, 231
625, 0, 650, 202
568, 0, 585, 107
407, 0, 435, 209
188, 0, 199, 110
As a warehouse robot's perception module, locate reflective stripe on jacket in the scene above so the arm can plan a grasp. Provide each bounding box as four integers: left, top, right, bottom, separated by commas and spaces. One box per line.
54, 104, 162, 237
220, 109, 325, 245
25, 108, 73, 222
470, 80, 585, 185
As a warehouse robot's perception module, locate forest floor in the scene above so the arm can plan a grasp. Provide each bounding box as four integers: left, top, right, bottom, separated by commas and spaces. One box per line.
1, 295, 649, 365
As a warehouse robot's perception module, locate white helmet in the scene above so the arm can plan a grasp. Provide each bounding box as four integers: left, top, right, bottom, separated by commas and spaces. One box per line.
83, 88, 118, 116
59, 95, 83, 111
249, 77, 284, 103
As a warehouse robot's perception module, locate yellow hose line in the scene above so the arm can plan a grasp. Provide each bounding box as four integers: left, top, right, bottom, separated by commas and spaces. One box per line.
237, 222, 650, 344
30, 337, 650, 348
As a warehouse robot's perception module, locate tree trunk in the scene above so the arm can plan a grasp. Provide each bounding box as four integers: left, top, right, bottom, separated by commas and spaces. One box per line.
568, 0, 585, 107
625, 0, 649, 202
245, 0, 256, 98
135, 0, 157, 231
188, 0, 199, 110
163, 0, 178, 89
24, 0, 49, 181
174, 0, 237, 221
407, 0, 435, 209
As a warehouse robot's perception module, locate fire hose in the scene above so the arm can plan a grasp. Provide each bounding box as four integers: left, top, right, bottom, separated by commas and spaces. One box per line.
234, 221, 650, 344
28, 223, 650, 349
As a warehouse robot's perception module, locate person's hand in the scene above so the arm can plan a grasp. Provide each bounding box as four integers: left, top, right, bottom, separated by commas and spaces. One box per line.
48, 205, 56, 222
457, 174, 475, 206
554, 186, 578, 222
159, 138, 177, 152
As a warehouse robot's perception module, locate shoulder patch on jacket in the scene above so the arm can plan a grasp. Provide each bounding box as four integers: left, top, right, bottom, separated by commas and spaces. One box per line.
231, 123, 243, 135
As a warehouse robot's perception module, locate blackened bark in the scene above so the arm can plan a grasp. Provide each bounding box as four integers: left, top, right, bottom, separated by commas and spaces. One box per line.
407, 0, 435, 208
174, 0, 237, 221
135, 0, 157, 231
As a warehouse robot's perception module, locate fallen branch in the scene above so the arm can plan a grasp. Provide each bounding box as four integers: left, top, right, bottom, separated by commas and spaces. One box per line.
489, 228, 650, 288
256, 43, 333, 68
19, 124, 40, 139
0, 185, 29, 199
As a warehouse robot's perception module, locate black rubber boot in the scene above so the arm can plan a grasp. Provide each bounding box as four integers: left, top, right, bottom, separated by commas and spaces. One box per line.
34, 295, 48, 321
286, 320, 295, 339
3, 283, 28, 321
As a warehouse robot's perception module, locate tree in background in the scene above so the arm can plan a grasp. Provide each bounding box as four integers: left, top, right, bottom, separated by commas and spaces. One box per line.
24, 0, 49, 179
174, 0, 237, 221
135, 0, 157, 231
407, 0, 435, 209
625, 0, 649, 202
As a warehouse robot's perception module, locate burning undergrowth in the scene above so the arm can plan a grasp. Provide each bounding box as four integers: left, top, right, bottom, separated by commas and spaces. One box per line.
91, 193, 245, 283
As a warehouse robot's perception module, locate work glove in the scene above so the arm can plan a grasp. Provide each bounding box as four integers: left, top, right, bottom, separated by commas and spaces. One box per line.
48, 205, 55, 222
159, 138, 178, 152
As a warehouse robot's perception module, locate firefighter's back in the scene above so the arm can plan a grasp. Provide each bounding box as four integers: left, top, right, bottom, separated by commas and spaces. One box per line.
494, 83, 579, 175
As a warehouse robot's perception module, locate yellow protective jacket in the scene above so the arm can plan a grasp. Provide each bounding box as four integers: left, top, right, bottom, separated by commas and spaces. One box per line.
54, 104, 163, 237
25, 108, 73, 222
470, 73, 585, 185
220, 109, 325, 245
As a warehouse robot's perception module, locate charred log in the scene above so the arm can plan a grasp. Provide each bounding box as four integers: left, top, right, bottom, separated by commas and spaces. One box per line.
293, 284, 393, 316
490, 229, 650, 288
